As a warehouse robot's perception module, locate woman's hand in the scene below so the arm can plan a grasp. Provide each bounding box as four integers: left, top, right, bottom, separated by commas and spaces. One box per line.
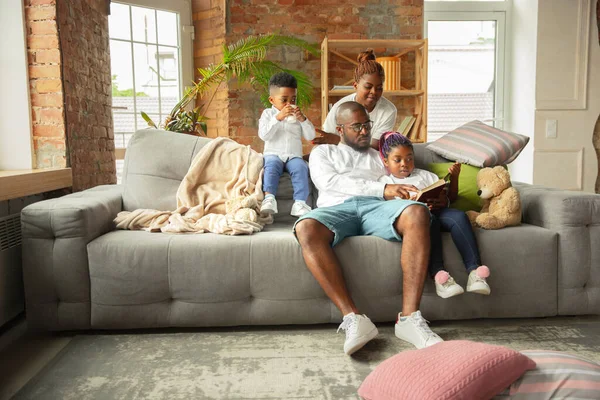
312, 129, 340, 145
384, 184, 418, 201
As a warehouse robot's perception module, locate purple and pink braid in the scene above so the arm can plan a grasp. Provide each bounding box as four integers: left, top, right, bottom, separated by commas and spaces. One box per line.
378, 131, 414, 162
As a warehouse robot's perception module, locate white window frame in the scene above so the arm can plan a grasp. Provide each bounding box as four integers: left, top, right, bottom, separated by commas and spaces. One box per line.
1, 0, 34, 170
424, 1, 509, 130
111, 0, 193, 159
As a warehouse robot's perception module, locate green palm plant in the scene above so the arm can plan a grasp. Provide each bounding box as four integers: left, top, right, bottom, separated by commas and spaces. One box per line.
141, 34, 319, 136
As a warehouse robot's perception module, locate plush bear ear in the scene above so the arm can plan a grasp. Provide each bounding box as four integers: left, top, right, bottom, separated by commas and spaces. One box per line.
492, 166, 511, 189
476, 167, 491, 187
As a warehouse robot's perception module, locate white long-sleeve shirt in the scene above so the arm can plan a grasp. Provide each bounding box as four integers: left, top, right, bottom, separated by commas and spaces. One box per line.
309, 143, 387, 208
258, 106, 316, 161
378, 168, 440, 199
322, 94, 397, 141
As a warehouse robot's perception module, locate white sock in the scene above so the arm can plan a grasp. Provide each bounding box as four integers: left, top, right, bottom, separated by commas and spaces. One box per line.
294, 200, 306, 204
265, 194, 275, 200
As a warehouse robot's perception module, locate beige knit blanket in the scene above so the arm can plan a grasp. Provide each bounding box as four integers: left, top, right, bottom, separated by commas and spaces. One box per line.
114, 137, 272, 235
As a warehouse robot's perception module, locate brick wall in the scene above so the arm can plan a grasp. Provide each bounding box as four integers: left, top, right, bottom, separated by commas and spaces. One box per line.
192, 0, 229, 138
57, 0, 115, 190
25, 0, 66, 169
192, 0, 423, 152
24, 0, 115, 191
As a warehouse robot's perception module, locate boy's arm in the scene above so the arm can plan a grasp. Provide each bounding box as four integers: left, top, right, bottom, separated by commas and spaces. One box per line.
258, 109, 280, 141
309, 147, 385, 198
300, 118, 316, 141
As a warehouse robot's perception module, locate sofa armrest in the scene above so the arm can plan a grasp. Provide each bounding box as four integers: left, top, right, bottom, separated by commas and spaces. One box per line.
21, 184, 123, 330
514, 182, 600, 316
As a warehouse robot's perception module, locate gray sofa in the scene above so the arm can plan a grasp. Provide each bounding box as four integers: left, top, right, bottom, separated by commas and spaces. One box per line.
21, 129, 600, 331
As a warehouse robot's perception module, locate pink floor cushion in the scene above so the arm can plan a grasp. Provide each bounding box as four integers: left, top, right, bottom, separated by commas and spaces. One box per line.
358, 340, 536, 400
499, 350, 600, 399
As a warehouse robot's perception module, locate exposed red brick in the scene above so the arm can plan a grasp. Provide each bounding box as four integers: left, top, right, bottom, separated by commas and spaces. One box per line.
26, 6, 56, 21
30, 20, 57, 35
36, 79, 62, 93
30, 92, 63, 107
29, 64, 60, 78
34, 49, 61, 63
27, 34, 60, 50
33, 124, 65, 137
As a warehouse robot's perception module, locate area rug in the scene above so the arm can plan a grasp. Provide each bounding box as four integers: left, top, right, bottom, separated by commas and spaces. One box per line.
14, 317, 600, 400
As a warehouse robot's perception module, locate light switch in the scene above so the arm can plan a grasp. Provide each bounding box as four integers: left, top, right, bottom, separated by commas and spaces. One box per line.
546, 119, 557, 139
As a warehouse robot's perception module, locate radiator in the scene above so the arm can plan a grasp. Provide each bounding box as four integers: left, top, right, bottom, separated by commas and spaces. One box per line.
0, 213, 24, 327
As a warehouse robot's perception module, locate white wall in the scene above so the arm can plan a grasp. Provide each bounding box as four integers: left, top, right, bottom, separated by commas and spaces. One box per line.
506, 0, 538, 184
532, 0, 599, 192
0, 0, 34, 170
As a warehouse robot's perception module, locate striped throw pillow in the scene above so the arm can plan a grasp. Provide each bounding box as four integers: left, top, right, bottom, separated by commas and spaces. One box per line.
427, 120, 530, 167
501, 350, 600, 399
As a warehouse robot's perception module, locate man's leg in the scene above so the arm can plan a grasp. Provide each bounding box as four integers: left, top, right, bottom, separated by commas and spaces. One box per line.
294, 204, 378, 355
295, 218, 357, 315
393, 204, 431, 316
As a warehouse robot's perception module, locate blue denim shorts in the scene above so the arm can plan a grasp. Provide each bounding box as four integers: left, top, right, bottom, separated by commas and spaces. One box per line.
293, 196, 429, 247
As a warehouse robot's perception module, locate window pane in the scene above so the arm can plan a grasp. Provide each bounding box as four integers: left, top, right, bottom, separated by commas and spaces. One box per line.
109, 3, 130, 40
157, 10, 178, 46
110, 40, 134, 114
133, 43, 160, 119
158, 46, 180, 115
427, 20, 496, 141
131, 6, 157, 44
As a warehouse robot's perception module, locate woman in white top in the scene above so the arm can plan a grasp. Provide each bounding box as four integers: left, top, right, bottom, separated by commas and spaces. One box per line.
313, 49, 397, 150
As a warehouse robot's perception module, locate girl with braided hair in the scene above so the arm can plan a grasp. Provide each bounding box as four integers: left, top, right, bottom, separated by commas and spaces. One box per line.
377, 131, 492, 299
314, 49, 397, 150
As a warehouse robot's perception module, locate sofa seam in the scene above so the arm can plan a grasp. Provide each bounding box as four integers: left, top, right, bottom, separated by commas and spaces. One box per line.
167, 235, 173, 325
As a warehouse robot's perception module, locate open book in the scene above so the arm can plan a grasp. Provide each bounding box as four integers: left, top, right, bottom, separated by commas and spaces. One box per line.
413, 179, 448, 203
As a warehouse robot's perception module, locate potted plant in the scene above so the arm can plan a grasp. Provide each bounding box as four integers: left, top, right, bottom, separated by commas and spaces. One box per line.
141, 34, 319, 135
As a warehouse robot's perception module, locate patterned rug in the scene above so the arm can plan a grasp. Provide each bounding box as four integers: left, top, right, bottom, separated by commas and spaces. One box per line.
14, 316, 600, 400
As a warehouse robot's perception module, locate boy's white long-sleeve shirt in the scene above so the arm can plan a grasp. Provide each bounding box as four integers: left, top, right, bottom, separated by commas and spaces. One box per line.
309, 143, 387, 208
258, 106, 316, 161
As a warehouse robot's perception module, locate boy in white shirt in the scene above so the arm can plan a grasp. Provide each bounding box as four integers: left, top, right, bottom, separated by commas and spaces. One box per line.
258, 72, 315, 217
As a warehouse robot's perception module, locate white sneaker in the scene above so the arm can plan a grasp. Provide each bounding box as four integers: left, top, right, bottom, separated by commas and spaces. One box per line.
467, 266, 491, 295
394, 311, 443, 349
434, 270, 464, 299
290, 201, 312, 217
337, 313, 379, 355
260, 196, 278, 214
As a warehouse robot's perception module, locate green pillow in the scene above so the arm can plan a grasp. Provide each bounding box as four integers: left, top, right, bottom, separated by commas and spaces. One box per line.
428, 163, 481, 212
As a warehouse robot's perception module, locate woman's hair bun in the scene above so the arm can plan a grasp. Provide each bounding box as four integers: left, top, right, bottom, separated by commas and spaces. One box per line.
357, 49, 376, 63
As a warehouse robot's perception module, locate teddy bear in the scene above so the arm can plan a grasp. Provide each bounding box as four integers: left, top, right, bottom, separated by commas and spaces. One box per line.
466, 166, 522, 230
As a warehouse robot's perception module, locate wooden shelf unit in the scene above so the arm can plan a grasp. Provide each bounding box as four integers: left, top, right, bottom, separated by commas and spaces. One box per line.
320, 37, 429, 143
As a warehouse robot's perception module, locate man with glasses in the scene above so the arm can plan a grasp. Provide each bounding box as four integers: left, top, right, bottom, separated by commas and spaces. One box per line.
293, 101, 442, 355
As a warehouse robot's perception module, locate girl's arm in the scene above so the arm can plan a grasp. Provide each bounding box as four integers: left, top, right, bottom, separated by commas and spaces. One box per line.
447, 162, 461, 202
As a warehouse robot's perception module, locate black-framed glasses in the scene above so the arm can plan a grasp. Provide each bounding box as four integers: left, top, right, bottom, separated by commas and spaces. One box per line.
337, 121, 373, 133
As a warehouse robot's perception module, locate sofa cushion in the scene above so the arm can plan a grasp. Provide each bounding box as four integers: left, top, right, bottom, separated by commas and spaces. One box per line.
503, 351, 600, 399
426, 120, 530, 167
87, 219, 557, 328
428, 162, 481, 212
122, 129, 211, 211
358, 340, 536, 400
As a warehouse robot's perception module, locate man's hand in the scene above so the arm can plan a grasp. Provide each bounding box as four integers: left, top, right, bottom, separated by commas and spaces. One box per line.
312, 129, 340, 145
384, 184, 419, 201
276, 105, 295, 121
448, 162, 461, 179
426, 189, 449, 211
